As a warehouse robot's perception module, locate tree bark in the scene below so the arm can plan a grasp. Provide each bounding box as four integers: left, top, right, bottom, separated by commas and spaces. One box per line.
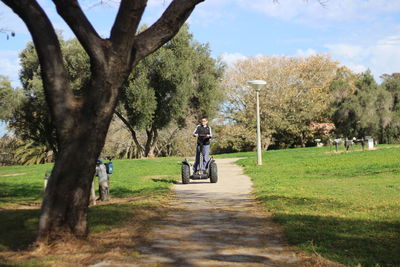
40, 131, 100, 239
144, 126, 158, 157
262, 135, 271, 151
2, 0, 204, 242
39, 65, 127, 241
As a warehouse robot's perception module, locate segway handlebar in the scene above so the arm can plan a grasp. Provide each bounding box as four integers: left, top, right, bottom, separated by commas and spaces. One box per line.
196, 133, 210, 137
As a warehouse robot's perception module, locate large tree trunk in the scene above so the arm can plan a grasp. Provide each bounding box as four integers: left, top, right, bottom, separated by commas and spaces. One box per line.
38, 73, 123, 241
39, 135, 100, 239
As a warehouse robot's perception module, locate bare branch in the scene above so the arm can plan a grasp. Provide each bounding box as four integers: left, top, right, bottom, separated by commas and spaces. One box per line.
85, 0, 120, 10
52, 0, 105, 64
318, 0, 328, 7
114, 110, 144, 152
133, 0, 204, 65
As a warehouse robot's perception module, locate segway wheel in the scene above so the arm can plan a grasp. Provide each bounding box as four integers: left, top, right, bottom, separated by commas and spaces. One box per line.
209, 161, 218, 183
182, 164, 190, 184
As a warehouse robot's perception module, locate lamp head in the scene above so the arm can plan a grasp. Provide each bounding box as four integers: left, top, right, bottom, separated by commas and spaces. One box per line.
247, 80, 266, 92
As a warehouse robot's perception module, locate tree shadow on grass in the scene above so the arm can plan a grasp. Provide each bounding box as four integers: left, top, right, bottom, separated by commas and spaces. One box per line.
259, 195, 349, 209
110, 186, 169, 198
0, 201, 158, 252
0, 177, 173, 251
151, 178, 177, 184
0, 209, 40, 250
258, 195, 400, 266
110, 177, 176, 198
0, 182, 43, 205
88, 202, 158, 234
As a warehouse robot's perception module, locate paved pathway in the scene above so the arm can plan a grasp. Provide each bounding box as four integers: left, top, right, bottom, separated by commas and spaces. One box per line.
130, 158, 303, 266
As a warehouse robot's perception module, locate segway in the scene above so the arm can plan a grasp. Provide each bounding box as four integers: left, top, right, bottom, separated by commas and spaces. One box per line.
181, 134, 218, 184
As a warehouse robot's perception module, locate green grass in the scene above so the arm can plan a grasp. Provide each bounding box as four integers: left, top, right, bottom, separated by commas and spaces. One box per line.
221, 145, 400, 266
2, 147, 400, 266
0, 163, 51, 208
0, 157, 181, 252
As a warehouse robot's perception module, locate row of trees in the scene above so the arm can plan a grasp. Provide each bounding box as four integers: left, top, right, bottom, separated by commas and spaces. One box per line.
211, 55, 400, 153
332, 71, 400, 144
3, 51, 400, 161
3, 52, 400, 161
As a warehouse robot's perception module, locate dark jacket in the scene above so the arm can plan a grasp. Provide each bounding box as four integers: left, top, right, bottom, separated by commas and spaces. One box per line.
193, 125, 212, 145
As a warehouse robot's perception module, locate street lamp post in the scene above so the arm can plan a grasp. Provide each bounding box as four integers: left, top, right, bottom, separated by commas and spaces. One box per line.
248, 80, 266, 166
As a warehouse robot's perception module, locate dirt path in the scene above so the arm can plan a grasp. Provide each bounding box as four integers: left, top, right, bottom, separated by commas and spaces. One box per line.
94, 158, 337, 267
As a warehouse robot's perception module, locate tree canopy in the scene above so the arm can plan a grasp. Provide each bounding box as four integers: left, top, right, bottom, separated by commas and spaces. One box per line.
6, 38, 91, 156
0, 75, 21, 121
118, 24, 224, 157
332, 70, 395, 142
218, 54, 338, 151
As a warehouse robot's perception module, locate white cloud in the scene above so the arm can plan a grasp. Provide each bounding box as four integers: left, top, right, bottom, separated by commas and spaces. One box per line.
296, 48, 317, 57
0, 58, 19, 78
345, 63, 368, 74
324, 44, 365, 60
236, 0, 400, 24
378, 35, 400, 46
0, 50, 20, 87
369, 37, 400, 78
324, 35, 400, 79
0, 50, 19, 58
188, 0, 238, 27
219, 52, 247, 66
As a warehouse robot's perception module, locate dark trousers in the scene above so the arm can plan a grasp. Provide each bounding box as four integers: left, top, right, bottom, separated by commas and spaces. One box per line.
194, 144, 210, 172
99, 185, 109, 201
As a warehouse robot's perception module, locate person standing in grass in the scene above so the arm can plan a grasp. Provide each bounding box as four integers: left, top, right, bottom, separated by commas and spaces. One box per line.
95, 159, 109, 201
192, 118, 212, 174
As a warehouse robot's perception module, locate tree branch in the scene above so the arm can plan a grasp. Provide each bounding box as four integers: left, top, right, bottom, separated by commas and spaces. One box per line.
132, 0, 204, 65
114, 110, 144, 153
2, 0, 77, 140
110, 0, 147, 52
52, 0, 105, 64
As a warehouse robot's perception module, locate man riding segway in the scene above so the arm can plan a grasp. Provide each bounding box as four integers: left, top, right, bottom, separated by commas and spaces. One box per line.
192, 118, 212, 175
181, 118, 218, 184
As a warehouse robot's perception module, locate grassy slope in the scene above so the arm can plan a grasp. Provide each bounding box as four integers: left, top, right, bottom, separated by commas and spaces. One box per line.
0, 157, 182, 253
218, 145, 400, 266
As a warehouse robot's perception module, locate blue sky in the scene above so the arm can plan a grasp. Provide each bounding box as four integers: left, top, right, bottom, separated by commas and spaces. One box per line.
1, 0, 400, 136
